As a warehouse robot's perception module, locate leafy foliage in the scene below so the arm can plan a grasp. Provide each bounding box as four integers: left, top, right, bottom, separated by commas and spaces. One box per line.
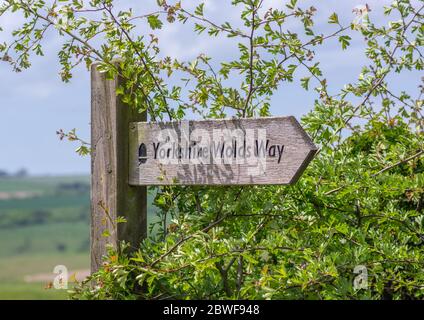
1, 0, 423, 299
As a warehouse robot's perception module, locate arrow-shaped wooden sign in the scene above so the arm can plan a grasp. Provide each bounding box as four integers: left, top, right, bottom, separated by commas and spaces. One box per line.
91, 64, 319, 271
129, 116, 317, 186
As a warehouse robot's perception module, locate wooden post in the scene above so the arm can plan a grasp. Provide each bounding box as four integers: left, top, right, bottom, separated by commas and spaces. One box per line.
90, 63, 147, 273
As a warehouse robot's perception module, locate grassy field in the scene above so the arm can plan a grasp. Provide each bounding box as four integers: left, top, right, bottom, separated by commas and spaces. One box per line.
0, 193, 89, 211
0, 175, 89, 193
0, 175, 158, 300
0, 253, 89, 300
0, 222, 90, 257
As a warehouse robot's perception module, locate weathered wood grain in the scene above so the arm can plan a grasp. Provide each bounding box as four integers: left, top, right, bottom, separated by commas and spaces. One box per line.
129, 117, 318, 186
91, 63, 147, 273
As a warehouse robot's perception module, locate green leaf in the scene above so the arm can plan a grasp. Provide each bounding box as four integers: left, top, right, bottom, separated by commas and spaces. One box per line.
194, 23, 206, 34
75, 145, 90, 156
338, 35, 351, 50
301, 77, 310, 90
195, 3, 205, 16
116, 217, 127, 224
286, 0, 297, 9
101, 229, 111, 238
208, 27, 220, 37
328, 13, 339, 24
147, 15, 163, 30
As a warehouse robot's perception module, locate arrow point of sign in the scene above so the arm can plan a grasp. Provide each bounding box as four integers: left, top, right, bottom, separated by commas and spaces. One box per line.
288, 116, 318, 151
288, 148, 319, 184
286, 116, 319, 184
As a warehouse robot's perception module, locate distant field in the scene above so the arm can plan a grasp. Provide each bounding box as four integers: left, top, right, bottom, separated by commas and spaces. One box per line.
0, 175, 89, 193
0, 253, 89, 300
0, 175, 159, 299
0, 193, 89, 210
0, 222, 89, 258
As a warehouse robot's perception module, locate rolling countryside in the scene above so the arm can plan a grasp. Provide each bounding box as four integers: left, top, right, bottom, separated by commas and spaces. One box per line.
0, 175, 158, 299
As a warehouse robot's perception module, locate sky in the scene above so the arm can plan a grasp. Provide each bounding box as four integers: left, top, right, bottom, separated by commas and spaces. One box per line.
0, 0, 419, 175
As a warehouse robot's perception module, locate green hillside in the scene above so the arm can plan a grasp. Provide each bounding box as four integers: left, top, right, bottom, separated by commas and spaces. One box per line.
0, 175, 158, 299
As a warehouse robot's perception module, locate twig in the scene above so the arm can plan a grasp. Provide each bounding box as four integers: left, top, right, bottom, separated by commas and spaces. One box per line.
371, 149, 424, 177
102, 3, 173, 120
180, 8, 248, 39
243, 2, 260, 117
150, 214, 229, 268
325, 149, 424, 196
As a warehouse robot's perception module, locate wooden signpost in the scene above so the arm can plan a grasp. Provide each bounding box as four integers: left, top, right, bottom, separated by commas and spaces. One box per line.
129, 117, 317, 186
90, 65, 318, 272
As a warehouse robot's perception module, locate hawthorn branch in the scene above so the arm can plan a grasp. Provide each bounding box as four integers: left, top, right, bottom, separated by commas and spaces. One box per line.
150, 213, 229, 268
157, 245, 308, 274
15, 0, 160, 120
179, 8, 248, 39
243, 1, 262, 117
102, 3, 173, 120
151, 188, 244, 268
371, 149, 424, 177
336, 4, 424, 135
325, 149, 424, 196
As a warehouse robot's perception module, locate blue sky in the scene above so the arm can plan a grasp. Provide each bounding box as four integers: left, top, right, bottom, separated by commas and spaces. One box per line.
0, 0, 419, 175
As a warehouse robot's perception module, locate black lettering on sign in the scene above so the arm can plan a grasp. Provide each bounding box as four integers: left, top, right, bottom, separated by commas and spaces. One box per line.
129, 117, 318, 185
138, 143, 147, 165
